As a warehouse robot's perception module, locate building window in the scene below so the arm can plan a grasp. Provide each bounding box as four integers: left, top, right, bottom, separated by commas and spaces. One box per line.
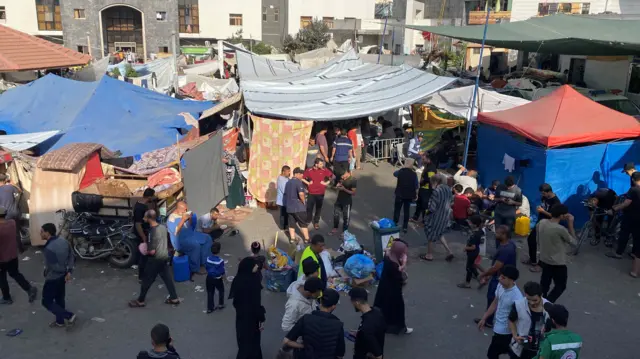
274, 7, 279, 22
229, 13, 243, 26
473, 48, 481, 54
159, 46, 169, 53
323, 17, 334, 29
36, 0, 62, 31
156, 11, 167, 21
581, 3, 591, 14
559, 3, 572, 13
76, 45, 88, 54
73, 9, 85, 19
179, 0, 199, 33
262, 7, 267, 22
300, 16, 312, 28
0, 6, 6, 22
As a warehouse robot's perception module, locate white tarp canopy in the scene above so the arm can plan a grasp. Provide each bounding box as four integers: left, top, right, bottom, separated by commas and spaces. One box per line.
422, 85, 530, 120
0, 130, 60, 151
238, 49, 456, 121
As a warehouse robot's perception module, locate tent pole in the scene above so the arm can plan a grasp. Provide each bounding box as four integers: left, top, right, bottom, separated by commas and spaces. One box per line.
390, 26, 395, 65
462, 7, 490, 168
378, 3, 389, 64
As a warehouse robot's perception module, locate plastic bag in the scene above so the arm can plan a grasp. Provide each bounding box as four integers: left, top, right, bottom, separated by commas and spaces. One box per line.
342, 231, 361, 252
319, 250, 337, 277
375, 262, 384, 280
344, 254, 375, 279
268, 247, 293, 269
377, 218, 395, 229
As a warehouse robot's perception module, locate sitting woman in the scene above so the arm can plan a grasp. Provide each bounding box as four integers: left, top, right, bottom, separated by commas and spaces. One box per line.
167, 201, 213, 278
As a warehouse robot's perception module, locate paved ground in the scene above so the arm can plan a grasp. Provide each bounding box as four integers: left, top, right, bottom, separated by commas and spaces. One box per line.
1, 162, 638, 359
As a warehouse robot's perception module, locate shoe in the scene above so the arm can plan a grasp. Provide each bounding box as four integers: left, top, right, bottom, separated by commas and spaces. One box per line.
49, 321, 65, 328
403, 228, 408, 234
605, 252, 622, 259
216, 305, 225, 310
0, 298, 13, 305
404, 327, 414, 334
206, 309, 214, 314
66, 314, 77, 327
28, 287, 38, 303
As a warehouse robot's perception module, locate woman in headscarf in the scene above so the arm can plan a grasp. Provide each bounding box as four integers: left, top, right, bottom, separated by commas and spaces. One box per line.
230, 257, 266, 359
374, 240, 412, 335
420, 173, 455, 262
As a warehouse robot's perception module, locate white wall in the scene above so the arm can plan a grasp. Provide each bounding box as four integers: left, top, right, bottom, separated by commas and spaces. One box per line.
287, 0, 375, 35
0, 0, 61, 36
181, 0, 262, 40
511, 0, 640, 22
558, 54, 631, 91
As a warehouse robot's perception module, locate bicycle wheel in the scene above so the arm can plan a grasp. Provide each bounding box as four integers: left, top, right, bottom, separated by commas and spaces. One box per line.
574, 222, 592, 255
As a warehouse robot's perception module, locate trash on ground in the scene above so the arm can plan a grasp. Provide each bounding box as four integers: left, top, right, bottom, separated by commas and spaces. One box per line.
91, 317, 106, 323
452, 315, 458, 319
609, 300, 617, 305
6, 329, 22, 337
22, 257, 30, 261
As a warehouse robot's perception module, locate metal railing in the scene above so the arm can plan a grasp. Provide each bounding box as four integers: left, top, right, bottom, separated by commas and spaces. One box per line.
364, 138, 406, 166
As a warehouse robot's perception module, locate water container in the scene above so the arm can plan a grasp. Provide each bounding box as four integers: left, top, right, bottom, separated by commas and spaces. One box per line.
515, 216, 531, 236
172, 255, 190, 282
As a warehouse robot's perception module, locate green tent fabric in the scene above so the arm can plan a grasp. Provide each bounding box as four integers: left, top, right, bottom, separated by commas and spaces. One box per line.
226, 167, 246, 210
407, 14, 640, 55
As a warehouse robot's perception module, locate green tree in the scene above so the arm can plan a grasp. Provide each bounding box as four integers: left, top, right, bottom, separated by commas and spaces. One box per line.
226, 29, 244, 43
252, 42, 273, 55
282, 18, 330, 54
123, 63, 139, 78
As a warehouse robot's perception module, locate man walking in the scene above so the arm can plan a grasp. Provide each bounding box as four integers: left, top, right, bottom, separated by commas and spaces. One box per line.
284, 167, 311, 244
536, 303, 582, 359
40, 223, 76, 328
525, 184, 561, 271
134, 188, 155, 281
331, 127, 354, 183
349, 287, 386, 359
507, 282, 549, 359
606, 172, 640, 276
330, 169, 357, 236
393, 159, 419, 233
0, 207, 37, 305
129, 210, 180, 307
304, 159, 333, 230
315, 126, 330, 163
0, 174, 23, 252
283, 288, 346, 359
537, 205, 575, 303
277, 166, 291, 230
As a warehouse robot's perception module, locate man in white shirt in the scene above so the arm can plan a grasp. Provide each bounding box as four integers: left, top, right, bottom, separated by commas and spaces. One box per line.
197, 208, 225, 240
454, 165, 478, 192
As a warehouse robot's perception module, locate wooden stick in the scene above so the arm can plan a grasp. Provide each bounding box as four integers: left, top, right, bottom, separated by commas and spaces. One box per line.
273, 232, 278, 249
176, 133, 183, 179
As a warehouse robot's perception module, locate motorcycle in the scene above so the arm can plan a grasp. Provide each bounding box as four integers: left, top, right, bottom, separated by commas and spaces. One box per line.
56, 209, 139, 269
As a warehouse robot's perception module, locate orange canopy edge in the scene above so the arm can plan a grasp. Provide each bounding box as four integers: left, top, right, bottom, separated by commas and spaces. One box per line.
477, 85, 640, 147
0, 25, 92, 72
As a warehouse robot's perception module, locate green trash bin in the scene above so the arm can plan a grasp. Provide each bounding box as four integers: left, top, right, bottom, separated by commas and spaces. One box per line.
370, 223, 401, 263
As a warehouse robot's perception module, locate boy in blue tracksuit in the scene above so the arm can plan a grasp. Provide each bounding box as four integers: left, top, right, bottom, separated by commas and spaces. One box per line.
205, 242, 225, 313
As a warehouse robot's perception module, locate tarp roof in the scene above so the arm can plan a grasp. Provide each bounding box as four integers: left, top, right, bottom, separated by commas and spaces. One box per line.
0, 74, 212, 156
238, 49, 455, 120
0, 131, 60, 151
0, 25, 91, 72
423, 85, 529, 120
478, 85, 640, 147
406, 14, 640, 56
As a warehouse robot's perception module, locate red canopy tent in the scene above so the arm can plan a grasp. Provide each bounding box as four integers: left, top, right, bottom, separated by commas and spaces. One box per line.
478, 85, 640, 147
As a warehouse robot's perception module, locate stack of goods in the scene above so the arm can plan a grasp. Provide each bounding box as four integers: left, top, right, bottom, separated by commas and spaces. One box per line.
264, 233, 294, 292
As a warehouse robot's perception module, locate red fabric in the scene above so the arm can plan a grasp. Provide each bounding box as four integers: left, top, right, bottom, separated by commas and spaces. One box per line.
303, 168, 333, 195
347, 129, 358, 148
223, 128, 239, 153
148, 168, 180, 188
79, 152, 104, 190
0, 219, 17, 262
478, 85, 640, 147
452, 194, 471, 220
0, 151, 12, 164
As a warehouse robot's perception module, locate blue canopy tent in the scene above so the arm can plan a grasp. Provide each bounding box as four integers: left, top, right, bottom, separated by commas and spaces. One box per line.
476, 86, 640, 225
0, 74, 213, 156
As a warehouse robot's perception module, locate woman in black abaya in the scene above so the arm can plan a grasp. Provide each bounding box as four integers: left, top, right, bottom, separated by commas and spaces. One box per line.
374, 240, 413, 335
230, 257, 266, 359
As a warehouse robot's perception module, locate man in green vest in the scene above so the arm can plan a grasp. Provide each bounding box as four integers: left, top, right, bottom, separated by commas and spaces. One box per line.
298, 235, 327, 288
535, 303, 582, 359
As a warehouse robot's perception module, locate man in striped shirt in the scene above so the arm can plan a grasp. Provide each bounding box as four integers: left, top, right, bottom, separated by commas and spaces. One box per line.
330, 128, 353, 184
535, 303, 582, 359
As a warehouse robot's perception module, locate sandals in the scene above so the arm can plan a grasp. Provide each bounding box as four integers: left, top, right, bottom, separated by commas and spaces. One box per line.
529, 266, 542, 273
419, 254, 433, 261
457, 283, 471, 289
129, 300, 146, 308
630, 272, 638, 278
165, 298, 180, 306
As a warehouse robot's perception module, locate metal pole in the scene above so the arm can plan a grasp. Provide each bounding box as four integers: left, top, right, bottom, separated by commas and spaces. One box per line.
217, 40, 225, 79
377, 3, 389, 64
462, 7, 490, 168
390, 26, 395, 65
170, 31, 179, 94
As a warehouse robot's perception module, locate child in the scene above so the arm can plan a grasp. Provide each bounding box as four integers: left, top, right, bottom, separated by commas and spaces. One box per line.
137, 323, 180, 359
457, 215, 484, 289
452, 184, 471, 226
205, 242, 225, 313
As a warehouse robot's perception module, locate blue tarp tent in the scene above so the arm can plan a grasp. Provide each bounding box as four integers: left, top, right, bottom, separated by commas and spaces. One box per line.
476, 87, 640, 225
0, 74, 213, 156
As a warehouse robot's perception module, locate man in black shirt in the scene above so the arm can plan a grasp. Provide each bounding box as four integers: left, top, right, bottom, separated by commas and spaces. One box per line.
349, 287, 385, 359
525, 184, 561, 271
134, 188, 155, 281
607, 172, 640, 277
330, 169, 357, 236
623, 162, 636, 188
284, 288, 346, 359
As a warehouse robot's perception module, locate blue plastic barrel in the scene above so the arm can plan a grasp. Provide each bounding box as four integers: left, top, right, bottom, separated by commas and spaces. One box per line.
172, 255, 190, 282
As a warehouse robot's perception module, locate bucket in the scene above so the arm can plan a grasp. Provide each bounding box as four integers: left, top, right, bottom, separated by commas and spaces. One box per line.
172, 255, 190, 282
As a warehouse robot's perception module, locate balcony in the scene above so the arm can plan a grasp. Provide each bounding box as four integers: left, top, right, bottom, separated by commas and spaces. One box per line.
468, 10, 511, 25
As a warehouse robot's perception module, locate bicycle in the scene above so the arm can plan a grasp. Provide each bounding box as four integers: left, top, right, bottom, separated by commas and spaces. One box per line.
574, 199, 622, 255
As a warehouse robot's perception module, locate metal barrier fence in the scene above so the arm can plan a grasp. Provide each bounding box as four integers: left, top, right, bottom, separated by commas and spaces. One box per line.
364, 138, 406, 166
